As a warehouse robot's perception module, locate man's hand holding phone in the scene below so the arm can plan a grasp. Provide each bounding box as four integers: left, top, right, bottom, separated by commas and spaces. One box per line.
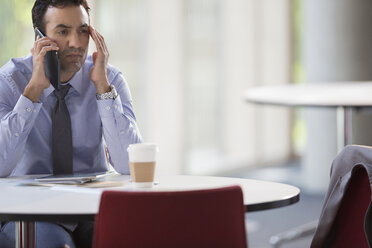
24, 29, 59, 102
89, 26, 111, 94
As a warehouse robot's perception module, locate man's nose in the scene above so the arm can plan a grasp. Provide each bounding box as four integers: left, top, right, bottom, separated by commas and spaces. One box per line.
68, 32, 81, 48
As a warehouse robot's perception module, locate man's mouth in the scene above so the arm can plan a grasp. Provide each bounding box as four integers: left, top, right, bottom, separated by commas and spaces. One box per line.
66, 54, 82, 57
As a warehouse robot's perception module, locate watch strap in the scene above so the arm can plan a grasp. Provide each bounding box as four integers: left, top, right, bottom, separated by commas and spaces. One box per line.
96, 85, 117, 100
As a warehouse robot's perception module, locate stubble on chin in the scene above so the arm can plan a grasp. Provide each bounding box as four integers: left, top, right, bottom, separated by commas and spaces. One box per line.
60, 60, 82, 73
60, 48, 87, 73
60, 54, 88, 76
59, 55, 87, 82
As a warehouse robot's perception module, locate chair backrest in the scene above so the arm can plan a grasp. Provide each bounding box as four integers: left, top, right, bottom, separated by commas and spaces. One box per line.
330, 166, 371, 248
93, 186, 247, 248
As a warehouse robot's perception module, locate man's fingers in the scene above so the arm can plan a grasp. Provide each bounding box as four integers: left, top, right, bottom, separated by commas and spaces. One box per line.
89, 26, 102, 51
95, 31, 109, 56
94, 30, 108, 52
94, 32, 105, 53
95, 31, 106, 48
90, 26, 109, 57
34, 39, 59, 54
34, 36, 51, 45
36, 39, 58, 48
39, 45, 59, 57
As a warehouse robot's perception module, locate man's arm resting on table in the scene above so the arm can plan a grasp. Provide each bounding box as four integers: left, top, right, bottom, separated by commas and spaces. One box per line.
0, 79, 42, 176
96, 73, 142, 175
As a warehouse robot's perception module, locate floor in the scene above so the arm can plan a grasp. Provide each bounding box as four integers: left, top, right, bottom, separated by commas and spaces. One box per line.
229, 161, 326, 248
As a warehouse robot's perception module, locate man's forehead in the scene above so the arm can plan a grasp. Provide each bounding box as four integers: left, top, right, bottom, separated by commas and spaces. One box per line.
44, 5, 89, 28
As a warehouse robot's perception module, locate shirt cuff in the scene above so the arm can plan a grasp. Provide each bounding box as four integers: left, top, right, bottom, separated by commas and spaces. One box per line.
96, 95, 124, 118
15, 95, 42, 119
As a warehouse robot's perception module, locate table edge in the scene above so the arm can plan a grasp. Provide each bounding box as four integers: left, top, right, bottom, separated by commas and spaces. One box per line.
244, 98, 372, 108
0, 191, 301, 221
245, 191, 300, 212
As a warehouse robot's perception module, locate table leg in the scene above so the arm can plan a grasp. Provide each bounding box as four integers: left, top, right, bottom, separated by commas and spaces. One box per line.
336, 106, 353, 151
15, 221, 36, 248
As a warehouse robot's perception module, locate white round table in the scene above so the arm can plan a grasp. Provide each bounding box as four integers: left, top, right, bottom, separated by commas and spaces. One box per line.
244, 81, 372, 150
0, 174, 300, 248
244, 81, 372, 244
0, 174, 300, 219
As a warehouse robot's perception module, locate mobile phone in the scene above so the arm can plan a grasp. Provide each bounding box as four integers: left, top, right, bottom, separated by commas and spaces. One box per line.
34, 28, 60, 90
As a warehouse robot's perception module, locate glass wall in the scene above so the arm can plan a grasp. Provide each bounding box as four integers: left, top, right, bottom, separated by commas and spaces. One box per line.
94, 0, 293, 175
1, 0, 294, 175
0, 0, 34, 66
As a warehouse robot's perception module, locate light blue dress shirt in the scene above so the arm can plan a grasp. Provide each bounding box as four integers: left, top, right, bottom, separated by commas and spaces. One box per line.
0, 55, 142, 177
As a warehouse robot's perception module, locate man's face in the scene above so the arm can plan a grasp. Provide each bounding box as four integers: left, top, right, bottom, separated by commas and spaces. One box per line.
44, 5, 90, 75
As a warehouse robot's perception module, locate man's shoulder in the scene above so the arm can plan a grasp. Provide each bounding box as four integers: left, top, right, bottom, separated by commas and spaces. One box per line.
0, 55, 33, 78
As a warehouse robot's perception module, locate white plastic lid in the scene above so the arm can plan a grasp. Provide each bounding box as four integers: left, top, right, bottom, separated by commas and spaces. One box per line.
127, 143, 159, 162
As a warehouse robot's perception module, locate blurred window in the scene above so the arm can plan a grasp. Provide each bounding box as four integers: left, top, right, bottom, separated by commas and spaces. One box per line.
1, 0, 294, 175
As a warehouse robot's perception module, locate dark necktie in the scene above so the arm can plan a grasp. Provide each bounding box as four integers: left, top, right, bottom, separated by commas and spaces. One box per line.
52, 84, 73, 174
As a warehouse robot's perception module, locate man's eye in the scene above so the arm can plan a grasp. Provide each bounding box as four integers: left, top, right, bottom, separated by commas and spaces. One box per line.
59, 30, 67, 35
80, 29, 89, 33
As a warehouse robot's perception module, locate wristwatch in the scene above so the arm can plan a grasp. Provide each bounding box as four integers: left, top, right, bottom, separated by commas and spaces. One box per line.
96, 85, 118, 100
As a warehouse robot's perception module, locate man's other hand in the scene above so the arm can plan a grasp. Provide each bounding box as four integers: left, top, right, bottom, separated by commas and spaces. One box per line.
89, 26, 110, 94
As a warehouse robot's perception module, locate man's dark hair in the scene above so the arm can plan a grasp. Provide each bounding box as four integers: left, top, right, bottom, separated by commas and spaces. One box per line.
32, 0, 90, 34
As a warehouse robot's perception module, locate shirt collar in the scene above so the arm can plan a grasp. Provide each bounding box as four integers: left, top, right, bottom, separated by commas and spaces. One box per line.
65, 67, 84, 95
41, 66, 85, 100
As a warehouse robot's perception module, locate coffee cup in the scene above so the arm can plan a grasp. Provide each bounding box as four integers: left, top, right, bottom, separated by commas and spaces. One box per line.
127, 143, 158, 188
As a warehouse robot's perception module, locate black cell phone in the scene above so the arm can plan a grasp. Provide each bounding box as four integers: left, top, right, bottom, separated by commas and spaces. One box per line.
34, 28, 60, 90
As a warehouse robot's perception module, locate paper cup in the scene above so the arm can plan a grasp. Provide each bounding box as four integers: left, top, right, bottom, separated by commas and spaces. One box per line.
127, 143, 158, 188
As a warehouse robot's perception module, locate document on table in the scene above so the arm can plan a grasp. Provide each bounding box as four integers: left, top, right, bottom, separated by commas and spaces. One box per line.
35, 171, 113, 184
17, 171, 124, 188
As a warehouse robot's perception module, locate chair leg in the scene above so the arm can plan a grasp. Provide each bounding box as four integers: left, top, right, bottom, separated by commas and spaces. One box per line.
269, 220, 318, 248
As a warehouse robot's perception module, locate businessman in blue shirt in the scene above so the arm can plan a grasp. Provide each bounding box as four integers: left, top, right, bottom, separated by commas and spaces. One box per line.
0, 0, 142, 247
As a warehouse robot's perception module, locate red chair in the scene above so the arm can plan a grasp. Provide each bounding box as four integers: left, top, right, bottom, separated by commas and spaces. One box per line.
93, 186, 248, 248
328, 166, 371, 248
311, 165, 372, 247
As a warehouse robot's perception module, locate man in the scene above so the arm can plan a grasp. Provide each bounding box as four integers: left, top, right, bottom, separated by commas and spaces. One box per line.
0, 0, 142, 247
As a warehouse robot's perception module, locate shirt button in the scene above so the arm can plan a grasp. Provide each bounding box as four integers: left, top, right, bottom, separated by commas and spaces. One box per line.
15, 133, 19, 137
105, 106, 111, 110
33, 109, 37, 113
114, 105, 118, 109
26, 108, 31, 112
120, 130, 125, 135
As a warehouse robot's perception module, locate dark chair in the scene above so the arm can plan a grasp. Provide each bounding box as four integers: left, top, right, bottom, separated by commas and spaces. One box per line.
311, 165, 371, 247
271, 145, 372, 248
93, 186, 248, 248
